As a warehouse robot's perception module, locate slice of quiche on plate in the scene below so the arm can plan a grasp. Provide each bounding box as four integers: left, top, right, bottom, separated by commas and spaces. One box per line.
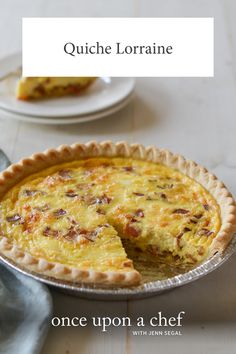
0, 142, 235, 288
16, 77, 97, 100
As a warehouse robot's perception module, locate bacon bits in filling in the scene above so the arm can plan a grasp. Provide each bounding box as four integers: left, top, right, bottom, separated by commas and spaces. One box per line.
53, 209, 67, 218
6, 214, 23, 224
173, 208, 189, 215
58, 170, 72, 180
124, 223, 140, 238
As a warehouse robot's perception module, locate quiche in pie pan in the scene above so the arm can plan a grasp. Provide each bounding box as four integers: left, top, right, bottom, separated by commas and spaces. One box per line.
0, 141, 235, 290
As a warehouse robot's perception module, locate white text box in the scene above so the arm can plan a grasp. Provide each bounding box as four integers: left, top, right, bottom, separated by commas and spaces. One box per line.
22, 18, 214, 77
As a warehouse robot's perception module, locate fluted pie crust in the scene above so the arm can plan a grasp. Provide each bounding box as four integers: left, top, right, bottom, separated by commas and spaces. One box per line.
0, 141, 235, 287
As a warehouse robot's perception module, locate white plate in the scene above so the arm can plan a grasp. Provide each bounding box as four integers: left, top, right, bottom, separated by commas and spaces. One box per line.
0, 52, 135, 117
0, 94, 133, 125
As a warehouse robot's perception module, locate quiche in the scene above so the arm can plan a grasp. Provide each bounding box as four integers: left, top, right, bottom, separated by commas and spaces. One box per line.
16, 77, 96, 100
0, 142, 235, 287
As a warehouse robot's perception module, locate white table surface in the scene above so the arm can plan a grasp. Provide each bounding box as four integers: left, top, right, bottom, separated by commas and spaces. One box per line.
1, 1, 236, 353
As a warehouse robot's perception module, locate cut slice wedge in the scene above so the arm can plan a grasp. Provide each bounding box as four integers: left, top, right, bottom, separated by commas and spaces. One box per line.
0, 195, 141, 286
16, 77, 96, 100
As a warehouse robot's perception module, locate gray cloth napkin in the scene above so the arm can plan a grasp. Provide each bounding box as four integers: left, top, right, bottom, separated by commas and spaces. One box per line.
0, 149, 53, 354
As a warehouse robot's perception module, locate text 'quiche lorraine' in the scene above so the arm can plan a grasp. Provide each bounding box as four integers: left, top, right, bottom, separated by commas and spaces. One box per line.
0, 142, 235, 287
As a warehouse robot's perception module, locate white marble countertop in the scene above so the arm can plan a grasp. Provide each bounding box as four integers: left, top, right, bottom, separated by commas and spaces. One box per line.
0, 1, 236, 353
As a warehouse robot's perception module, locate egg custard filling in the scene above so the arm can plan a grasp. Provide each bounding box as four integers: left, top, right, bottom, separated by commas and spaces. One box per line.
0, 157, 221, 285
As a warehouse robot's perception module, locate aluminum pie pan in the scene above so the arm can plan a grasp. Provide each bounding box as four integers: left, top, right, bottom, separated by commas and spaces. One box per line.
1, 234, 235, 300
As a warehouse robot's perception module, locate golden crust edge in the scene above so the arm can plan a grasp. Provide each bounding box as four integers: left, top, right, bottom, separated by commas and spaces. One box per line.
0, 140, 235, 285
